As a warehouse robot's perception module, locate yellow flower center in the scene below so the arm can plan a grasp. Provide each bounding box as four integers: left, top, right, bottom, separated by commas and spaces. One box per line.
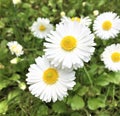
11, 45, 19, 53
102, 20, 112, 31
71, 17, 81, 22
111, 52, 120, 62
39, 25, 46, 31
11, 45, 17, 50
43, 68, 58, 85
61, 36, 77, 51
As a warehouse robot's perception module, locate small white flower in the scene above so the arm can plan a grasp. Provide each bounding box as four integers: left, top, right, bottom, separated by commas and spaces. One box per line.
7, 41, 24, 57
93, 10, 99, 16
60, 16, 92, 27
26, 56, 76, 102
93, 12, 120, 40
44, 21, 95, 69
101, 44, 120, 72
31, 18, 53, 39
12, 0, 21, 5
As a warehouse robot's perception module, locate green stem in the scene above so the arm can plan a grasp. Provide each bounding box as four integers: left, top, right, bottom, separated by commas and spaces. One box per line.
24, 48, 39, 51
112, 84, 115, 101
83, 66, 93, 86
104, 87, 110, 102
83, 108, 90, 116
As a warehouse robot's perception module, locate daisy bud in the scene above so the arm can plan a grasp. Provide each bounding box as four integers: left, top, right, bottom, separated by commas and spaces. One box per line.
93, 10, 99, 16
60, 11, 66, 17
82, 2, 86, 7
18, 82, 26, 90
10, 57, 19, 64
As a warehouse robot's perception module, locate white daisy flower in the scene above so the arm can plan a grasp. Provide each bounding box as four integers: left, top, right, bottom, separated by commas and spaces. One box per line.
44, 22, 95, 69
60, 16, 92, 27
31, 18, 53, 39
93, 12, 120, 40
101, 44, 120, 72
7, 41, 24, 57
26, 56, 76, 102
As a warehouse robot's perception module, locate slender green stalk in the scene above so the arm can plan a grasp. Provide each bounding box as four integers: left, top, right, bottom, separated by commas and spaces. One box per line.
104, 87, 110, 102
83, 66, 93, 86
112, 84, 115, 101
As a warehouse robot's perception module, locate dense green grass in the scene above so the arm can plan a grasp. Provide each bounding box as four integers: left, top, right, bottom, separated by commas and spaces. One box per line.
0, 0, 120, 115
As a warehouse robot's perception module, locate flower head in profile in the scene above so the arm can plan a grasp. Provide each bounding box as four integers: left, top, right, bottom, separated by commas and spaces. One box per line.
31, 18, 53, 39
26, 56, 76, 102
44, 21, 95, 69
7, 41, 24, 57
93, 12, 120, 40
12, 0, 21, 5
60, 16, 92, 27
101, 44, 120, 72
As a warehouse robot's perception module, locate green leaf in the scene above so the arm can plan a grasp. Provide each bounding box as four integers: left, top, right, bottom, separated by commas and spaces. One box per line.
108, 72, 120, 84
0, 79, 11, 90
41, 6, 50, 15
73, 82, 81, 91
37, 105, 48, 116
71, 112, 81, 116
52, 101, 67, 114
67, 9, 76, 17
88, 86, 101, 96
95, 75, 110, 86
0, 20, 5, 28
7, 89, 21, 101
0, 100, 8, 114
78, 86, 88, 96
10, 74, 20, 81
0, 40, 8, 47
98, 0, 106, 6
88, 97, 106, 110
0, 40, 8, 60
98, 112, 110, 116
69, 95, 85, 110
22, 3, 31, 8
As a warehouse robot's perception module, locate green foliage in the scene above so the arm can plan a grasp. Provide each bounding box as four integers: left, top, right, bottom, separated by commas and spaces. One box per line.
70, 95, 85, 110
88, 96, 106, 110
0, 100, 8, 114
52, 101, 67, 114
0, 0, 120, 115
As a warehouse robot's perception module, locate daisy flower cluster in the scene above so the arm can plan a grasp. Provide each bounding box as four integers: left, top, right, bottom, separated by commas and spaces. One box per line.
26, 11, 120, 103
93, 12, 120, 72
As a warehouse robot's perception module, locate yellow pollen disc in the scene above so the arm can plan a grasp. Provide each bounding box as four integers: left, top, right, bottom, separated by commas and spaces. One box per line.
71, 17, 81, 22
43, 68, 58, 85
11, 45, 17, 51
61, 36, 77, 51
102, 20, 112, 30
39, 25, 46, 31
111, 52, 120, 62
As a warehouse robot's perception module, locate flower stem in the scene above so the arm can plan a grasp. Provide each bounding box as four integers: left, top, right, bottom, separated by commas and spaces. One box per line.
112, 84, 115, 101
83, 66, 93, 86
104, 86, 110, 102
